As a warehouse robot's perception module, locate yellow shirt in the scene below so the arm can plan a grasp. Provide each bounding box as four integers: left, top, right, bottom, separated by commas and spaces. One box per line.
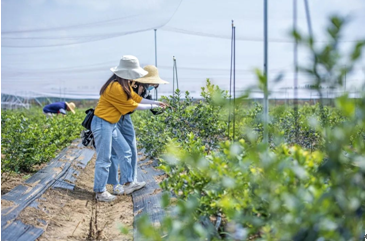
94, 82, 142, 123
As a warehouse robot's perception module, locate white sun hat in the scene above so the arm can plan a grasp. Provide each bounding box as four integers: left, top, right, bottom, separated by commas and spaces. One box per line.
110, 55, 148, 80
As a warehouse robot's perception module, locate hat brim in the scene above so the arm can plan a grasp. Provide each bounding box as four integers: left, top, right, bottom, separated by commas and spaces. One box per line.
134, 76, 169, 84
110, 67, 148, 80
65, 102, 75, 114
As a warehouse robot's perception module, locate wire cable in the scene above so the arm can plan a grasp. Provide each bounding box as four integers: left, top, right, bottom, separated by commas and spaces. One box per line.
2, 14, 141, 35
2, 28, 153, 48
159, 0, 183, 28
2, 1, 184, 48
161, 26, 359, 43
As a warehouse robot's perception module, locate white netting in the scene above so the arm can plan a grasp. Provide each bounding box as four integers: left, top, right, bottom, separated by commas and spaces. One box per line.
1, 0, 365, 99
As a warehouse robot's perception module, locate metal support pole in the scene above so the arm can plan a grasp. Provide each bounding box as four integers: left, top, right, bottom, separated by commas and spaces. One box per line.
228, 20, 234, 139
172, 56, 179, 96
34, 98, 43, 107
344, 65, 347, 92
155, 84, 158, 100
172, 56, 175, 96
304, 0, 313, 37
293, 0, 299, 141
154, 29, 158, 67
263, 0, 269, 144
154, 29, 158, 100
174, 58, 179, 90
233, 25, 236, 141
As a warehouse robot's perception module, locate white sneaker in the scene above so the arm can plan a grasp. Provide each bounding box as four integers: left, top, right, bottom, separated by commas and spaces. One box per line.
124, 181, 146, 195
96, 191, 116, 202
113, 184, 125, 195
135, 181, 146, 187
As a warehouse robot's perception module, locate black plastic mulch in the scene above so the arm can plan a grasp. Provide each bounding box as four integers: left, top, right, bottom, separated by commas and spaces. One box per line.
132, 150, 166, 241
1, 140, 95, 241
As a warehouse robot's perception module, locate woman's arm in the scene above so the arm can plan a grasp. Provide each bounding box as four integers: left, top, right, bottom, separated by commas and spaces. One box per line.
140, 98, 169, 107
140, 98, 160, 105
135, 103, 160, 110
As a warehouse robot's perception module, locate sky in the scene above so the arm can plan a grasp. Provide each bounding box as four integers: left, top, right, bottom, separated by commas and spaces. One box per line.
1, 0, 365, 99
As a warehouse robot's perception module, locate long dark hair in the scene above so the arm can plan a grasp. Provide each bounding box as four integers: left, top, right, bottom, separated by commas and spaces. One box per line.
100, 74, 132, 100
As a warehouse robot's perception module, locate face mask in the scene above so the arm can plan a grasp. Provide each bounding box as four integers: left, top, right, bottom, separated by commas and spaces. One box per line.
146, 85, 154, 91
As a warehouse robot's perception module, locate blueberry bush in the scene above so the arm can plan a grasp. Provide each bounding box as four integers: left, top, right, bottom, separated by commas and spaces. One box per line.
1, 108, 85, 173
129, 15, 365, 240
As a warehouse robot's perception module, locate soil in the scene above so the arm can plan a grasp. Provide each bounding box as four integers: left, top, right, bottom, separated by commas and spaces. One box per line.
1, 144, 164, 241
1, 172, 32, 195
1, 199, 15, 208
138, 155, 147, 162
139, 159, 153, 167
1, 147, 70, 195
154, 174, 167, 184
149, 188, 162, 195
16, 155, 134, 241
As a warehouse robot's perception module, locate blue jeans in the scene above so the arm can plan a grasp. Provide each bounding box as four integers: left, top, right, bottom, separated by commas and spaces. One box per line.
108, 114, 138, 185
91, 115, 133, 192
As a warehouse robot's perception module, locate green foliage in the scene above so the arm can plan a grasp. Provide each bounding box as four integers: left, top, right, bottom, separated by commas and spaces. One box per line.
271, 103, 345, 151
131, 15, 365, 241
134, 94, 364, 240
295, 15, 364, 126
133, 87, 364, 241
132, 79, 229, 157
157, 124, 364, 240
136, 193, 219, 241
1, 108, 85, 172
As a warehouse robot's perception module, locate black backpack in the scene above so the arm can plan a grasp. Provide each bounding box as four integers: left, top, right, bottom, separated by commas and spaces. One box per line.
81, 108, 94, 130
81, 108, 95, 148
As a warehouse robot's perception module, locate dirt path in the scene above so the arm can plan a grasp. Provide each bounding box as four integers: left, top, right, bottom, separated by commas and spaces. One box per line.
1, 162, 48, 195
16, 155, 134, 241
1, 172, 31, 195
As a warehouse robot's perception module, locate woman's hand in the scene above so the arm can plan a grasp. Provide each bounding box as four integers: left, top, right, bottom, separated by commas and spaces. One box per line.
157, 101, 169, 108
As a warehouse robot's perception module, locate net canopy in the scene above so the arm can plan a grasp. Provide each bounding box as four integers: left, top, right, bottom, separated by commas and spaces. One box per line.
2, 0, 365, 99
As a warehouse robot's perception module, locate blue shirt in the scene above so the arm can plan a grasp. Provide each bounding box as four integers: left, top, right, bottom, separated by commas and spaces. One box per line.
43, 102, 67, 115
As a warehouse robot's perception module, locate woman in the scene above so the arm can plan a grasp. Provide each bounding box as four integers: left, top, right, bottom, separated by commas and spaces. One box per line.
109, 65, 169, 195
92, 55, 167, 202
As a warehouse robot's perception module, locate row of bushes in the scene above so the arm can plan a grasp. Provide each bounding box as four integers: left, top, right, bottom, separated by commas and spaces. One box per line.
133, 80, 352, 157
1, 108, 85, 173
131, 80, 365, 240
